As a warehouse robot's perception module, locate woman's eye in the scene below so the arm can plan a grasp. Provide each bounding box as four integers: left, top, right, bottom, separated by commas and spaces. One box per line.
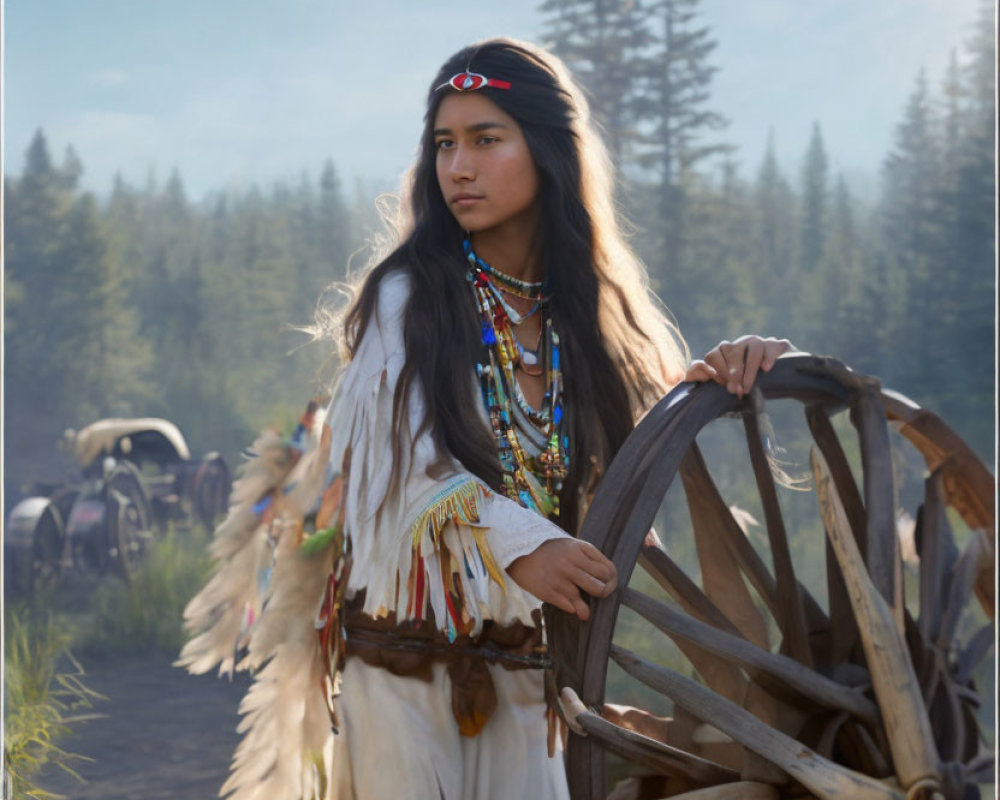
478, 135, 498, 145
435, 139, 454, 150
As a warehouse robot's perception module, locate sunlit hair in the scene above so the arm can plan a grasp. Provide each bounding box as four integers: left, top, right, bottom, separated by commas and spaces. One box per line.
330, 37, 688, 532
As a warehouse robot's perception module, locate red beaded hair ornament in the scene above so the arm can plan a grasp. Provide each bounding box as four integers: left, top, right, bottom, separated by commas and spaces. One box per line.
439, 71, 511, 92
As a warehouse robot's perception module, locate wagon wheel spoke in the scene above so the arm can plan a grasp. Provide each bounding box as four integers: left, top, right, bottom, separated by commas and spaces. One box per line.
812, 446, 942, 791
918, 469, 959, 643
638, 540, 742, 638
849, 384, 902, 623
742, 403, 814, 667
937, 531, 989, 653
680, 443, 774, 648
665, 783, 781, 800
681, 441, 830, 641
560, 688, 740, 786
609, 644, 905, 800
954, 623, 994, 685
621, 587, 879, 724
805, 404, 866, 667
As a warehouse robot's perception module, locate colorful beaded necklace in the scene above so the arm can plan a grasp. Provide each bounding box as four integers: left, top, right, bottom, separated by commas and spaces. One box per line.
464, 238, 570, 519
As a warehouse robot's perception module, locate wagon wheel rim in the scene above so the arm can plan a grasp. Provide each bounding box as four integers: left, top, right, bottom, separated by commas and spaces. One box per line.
546, 354, 994, 800
107, 464, 154, 582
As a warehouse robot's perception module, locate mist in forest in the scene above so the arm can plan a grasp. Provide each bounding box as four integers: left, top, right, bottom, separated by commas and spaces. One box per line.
3, 0, 995, 504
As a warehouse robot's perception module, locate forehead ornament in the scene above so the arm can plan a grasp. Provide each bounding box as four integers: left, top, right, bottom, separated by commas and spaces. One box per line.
440, 71, 511, 92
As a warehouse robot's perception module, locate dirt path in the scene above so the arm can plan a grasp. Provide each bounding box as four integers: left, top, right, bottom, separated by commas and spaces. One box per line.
35, 651, 251, 800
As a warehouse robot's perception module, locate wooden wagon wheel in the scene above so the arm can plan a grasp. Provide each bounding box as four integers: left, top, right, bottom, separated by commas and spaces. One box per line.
546, 354, 995, 800
106, 461, 155, 582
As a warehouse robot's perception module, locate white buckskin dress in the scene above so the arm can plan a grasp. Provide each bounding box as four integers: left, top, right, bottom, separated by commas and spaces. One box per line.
179, 270, 574, 800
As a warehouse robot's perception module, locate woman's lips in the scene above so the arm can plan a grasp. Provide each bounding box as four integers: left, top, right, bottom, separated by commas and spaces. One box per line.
451, 193, 484, 207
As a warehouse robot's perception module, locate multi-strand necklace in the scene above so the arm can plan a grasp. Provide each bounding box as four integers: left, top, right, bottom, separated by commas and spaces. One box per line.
464, 238, 570, 520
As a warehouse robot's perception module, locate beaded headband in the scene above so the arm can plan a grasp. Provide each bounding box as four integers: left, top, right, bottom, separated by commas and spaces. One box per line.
438, 71, 511, 92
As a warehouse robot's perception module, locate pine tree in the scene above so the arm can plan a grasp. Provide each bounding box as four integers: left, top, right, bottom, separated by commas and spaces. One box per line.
879, 70, 944, 398
316, 160, 350, 286
801, 175, 879, 368
943, 0, 995, 451
539, 0, 652, 167
752, 133, 797, 326
675, 161, 760, 353
799, 122, 829, 274
635, 0, 729, 229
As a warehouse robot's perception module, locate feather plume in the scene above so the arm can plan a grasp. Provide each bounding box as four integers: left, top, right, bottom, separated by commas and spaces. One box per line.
219, 519, 340, 800
177, 417, 332, 677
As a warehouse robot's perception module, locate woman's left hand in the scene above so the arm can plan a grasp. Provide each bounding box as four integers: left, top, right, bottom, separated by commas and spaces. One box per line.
686, 335, 793, 398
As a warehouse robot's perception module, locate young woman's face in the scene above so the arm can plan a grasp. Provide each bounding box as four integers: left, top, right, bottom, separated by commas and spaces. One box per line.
433, 92, 540, 238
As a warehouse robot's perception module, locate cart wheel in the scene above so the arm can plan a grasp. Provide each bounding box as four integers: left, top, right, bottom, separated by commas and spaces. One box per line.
106, 461, 154, 582
191, 453, 231, 532
547, 354, 994, 800
31, 502, 66, 593
4, 498, 66, 597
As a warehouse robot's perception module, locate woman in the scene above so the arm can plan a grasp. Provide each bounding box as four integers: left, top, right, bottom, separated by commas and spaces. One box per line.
180, 37, 788, 800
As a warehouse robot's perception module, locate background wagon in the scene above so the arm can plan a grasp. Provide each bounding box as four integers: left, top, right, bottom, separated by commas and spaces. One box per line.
4, 417, 231, 595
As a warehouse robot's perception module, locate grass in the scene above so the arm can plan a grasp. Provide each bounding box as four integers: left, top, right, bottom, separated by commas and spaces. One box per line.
3, 610, 104, 800
77, 524, 214, 657
3, 522, 215, 797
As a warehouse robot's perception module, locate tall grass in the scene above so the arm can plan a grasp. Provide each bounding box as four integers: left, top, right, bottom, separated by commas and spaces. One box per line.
3, 610, 103, 799
80, 525, 214, 656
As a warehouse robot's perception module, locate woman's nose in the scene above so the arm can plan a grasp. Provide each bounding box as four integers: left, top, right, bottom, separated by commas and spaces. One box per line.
448, 146, 475, 181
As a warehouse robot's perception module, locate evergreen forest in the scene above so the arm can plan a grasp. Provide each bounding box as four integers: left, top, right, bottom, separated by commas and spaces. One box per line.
4, 0, 995, 506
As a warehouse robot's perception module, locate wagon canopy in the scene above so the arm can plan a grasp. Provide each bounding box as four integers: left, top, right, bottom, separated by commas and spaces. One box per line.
68, 418, 191, 468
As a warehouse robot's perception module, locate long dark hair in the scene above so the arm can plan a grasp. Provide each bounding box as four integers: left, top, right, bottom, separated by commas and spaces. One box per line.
340, 38, 686, 532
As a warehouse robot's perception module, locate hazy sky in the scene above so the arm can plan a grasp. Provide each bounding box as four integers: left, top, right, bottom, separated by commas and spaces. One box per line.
3, 0, 986, 200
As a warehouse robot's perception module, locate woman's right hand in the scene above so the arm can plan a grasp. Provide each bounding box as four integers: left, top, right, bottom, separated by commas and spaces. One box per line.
507, 538, 617, 620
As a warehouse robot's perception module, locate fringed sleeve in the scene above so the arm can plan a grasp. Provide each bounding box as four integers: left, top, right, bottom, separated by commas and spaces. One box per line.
334, 271, 570, 638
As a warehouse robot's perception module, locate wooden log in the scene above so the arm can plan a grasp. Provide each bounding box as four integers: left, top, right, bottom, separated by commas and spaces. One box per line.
812, 446, 942, 793
610, 644, 904, 800
622, 587, 879, 724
